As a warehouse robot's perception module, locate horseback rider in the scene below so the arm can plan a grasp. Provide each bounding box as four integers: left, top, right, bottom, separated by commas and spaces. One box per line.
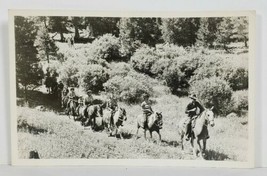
67, 87, 77, 108
106, 93, 118, 127
141, 94, 153, 128
58, 81, 64, 92
185, 94, 205, 141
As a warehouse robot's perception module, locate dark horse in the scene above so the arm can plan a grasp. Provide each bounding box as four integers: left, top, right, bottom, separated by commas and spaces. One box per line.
82, 105, 103, 130
178, 107, 215, 158
136, 112, 163, 142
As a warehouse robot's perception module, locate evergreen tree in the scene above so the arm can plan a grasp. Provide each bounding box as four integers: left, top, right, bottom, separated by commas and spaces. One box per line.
216, 17, 236, 51
49, 16, 69, 42
196, 18, 209, 47
118, 17, 162, 57
84, 17, 120, 38
232, 16, 249, 47
34, 25, 58, 63
160, 18, 200, 47
15, 16, 44, 99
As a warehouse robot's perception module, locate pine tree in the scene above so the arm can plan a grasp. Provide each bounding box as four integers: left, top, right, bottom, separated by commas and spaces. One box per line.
216, 17, 236, 51
15, 16, 44, 100
196, 18, 209, 47
49, 16, 69, 42
34, 25, 58, 63
160, 18, 200, 46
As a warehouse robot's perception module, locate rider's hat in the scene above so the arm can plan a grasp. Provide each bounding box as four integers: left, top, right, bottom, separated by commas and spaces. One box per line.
189, 94, 197, 100
87, 90, 92, 94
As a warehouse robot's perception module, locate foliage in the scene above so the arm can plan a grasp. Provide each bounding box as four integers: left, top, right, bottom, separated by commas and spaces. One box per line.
190, 55, 248, 91
104, 71, 153, 103
48, 16, 69, 41
190, 77, 233, 115
15, 16, 44, 96
118, 18, 162, 57
108, 62, 132, 78
196, 17, 223, 47
88, 34, 121, 62
34, 25, 59, 63
160, 18, 200, 46
130, 45, 159, 76
84, 17, 120, 37
81, 64, 109, 93
229, 90, 248, 116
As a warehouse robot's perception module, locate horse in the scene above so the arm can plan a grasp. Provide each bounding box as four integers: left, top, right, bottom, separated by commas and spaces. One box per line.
44, 76, 53, 94
82, 104, 103, 130
61, 88, 69, 109
67, 97, 79, 119
102, 108, 113, 133
136, 112, 163, 142
107, 107, 127, 139
178, 107, 215, 158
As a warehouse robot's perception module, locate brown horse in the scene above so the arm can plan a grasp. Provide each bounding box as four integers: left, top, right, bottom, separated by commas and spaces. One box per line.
178, 107, 215, 158
136, 112, 163, 142
83, 104, 103, 130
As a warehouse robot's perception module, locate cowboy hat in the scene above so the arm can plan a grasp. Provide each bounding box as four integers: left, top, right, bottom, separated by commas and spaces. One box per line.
189, 94, 197, 100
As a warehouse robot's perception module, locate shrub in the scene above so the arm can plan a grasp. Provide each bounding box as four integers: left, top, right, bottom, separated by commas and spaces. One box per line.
225, 66, 248, 91
190, 55, 248, 91
58, 57, 84, 87
81, 64, 109, 93
162, 60, 186, 95
103, 71, 153, 104
229, 90, 248, 116
155, 43, 187, 59
130, 45, 159, 76
190, 76, 233, 116
88, 34, 121, 62
108, 62, 132, 78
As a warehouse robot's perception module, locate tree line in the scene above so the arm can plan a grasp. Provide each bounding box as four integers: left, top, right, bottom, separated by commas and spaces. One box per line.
14, 16, 248, 100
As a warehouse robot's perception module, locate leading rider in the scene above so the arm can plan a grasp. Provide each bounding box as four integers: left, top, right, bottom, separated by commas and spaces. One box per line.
185, 94, 205, 141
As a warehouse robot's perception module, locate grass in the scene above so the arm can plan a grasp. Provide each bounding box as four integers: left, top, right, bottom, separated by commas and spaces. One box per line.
16, 42, 249, 161
17, 88, 248, 161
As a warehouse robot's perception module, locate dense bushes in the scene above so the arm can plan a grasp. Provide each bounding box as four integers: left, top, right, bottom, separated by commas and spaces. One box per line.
81, 64, 109, 93
104, 71, 153, 104
190, 56, 248, 91
229, 90, 248, 116
190, 76, 233, 115
88, 34, 121, 62
130, 46, 158, 76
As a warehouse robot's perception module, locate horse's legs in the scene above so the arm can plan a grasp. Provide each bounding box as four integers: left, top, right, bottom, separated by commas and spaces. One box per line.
118, 127, 123, 140
149, 130, 152, 139
197, 139, 204, 159
203, 139, 207, 153
144, 129, 147, 140
191, 137, 197, 157
156, 130, 162, 144
135, 126, 140, 140
181, 133, 184, 150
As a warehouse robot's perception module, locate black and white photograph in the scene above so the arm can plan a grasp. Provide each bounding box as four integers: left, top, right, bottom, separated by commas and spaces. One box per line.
9, 10, 255, 167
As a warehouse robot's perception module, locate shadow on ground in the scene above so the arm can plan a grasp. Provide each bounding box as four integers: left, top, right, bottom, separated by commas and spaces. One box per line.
204, 149, 230, 160
17, 89, 62, 112
161, 139, 179, 147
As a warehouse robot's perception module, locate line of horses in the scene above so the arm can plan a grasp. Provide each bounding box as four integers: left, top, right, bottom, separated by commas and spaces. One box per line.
60, 93, 215, 159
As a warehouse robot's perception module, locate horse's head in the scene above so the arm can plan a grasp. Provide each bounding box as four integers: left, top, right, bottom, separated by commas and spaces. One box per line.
155, 112, 163, 129
205, 107, 215, 127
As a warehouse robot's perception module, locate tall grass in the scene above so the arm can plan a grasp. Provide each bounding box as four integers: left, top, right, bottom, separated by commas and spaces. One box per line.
17, 91, 248, 161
